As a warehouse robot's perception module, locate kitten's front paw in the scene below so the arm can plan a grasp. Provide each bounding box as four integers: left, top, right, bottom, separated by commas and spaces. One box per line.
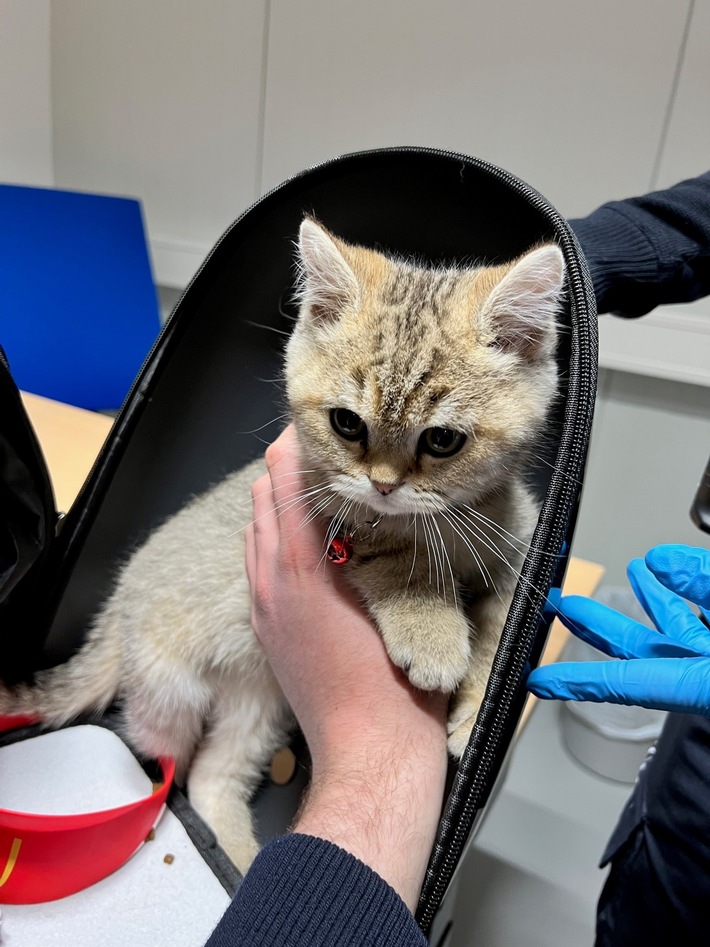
384, 609, 471, 692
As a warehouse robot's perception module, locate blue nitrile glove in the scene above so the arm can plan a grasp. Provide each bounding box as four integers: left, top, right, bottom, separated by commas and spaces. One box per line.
527, 544, 710, 716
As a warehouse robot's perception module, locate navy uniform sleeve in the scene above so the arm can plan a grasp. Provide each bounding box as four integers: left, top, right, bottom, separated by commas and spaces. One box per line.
204, 835, 430, 947
569, 171, 710, 317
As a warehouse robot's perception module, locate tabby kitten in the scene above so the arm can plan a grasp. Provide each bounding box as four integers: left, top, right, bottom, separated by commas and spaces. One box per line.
0, 218, 564, 873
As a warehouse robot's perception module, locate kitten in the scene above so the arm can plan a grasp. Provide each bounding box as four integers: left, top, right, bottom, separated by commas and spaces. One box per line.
0, 218, 564, 873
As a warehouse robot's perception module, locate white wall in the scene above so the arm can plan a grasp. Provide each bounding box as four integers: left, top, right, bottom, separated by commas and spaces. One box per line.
572, 370, 710, 585
0, 0, 53, 186
260, 0, 682, 213
39, 0, 702, 293
50, 0, 268, 288
3, 1, 706, 287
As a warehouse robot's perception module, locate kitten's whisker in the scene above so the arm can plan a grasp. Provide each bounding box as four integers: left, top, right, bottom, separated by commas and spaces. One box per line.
300, 494, 336, 528
527, 452, 584, 486
238, 482, 336, 534
459, 503, 562, 560
407, 515, 418, 588
299, 498, 338, 536
266, 470, 324, 489
269, 468, 320, 477
277, 295, 298, 322
431, 516, 457, 610
235, 413, 290, 436
270, 483, 336, 516
442, 509, 515, 616
254, 374, 285, 385
420, 515, 436, 591
426, 515, 442, 595
227, 483, 330, 538
420, 514, 433, 587
424, 514, 445, 598
457, 504, 531, 553
245, 319, 292, 337
437, 510, 491, 592
451, 509, 555, 619
229, 482, 336, 528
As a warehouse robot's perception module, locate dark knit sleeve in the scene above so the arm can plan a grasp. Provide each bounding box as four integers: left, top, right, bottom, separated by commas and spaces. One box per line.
569, 171, 710, 317
204, 834, 430, 947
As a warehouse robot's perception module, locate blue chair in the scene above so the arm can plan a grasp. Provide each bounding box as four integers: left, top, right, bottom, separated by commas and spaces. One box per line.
0, 184, 161, 411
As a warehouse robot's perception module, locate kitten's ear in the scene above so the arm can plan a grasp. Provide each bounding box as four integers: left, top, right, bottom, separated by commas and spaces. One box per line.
481, 244, 565, 360
297, 217, 360, 323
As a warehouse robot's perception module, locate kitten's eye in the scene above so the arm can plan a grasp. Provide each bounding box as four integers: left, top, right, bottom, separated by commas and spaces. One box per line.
419, 427, 467, 457
330, 408, 367, 441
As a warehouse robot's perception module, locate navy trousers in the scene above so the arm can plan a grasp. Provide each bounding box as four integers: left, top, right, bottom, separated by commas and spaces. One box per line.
596, 713, 710, 945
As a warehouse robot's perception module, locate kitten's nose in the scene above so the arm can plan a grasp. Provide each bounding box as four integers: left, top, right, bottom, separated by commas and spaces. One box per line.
372, 480, 398, 496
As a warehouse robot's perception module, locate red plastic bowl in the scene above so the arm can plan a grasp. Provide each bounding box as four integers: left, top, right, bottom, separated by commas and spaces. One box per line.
0, 715, 175, 903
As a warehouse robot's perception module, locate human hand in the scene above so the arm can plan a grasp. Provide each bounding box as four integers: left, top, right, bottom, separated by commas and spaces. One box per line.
527, 544, 710, 715
246, 425, 448, 910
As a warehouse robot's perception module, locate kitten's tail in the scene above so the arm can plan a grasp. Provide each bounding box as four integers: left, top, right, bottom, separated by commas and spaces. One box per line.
0, 614, 122, 726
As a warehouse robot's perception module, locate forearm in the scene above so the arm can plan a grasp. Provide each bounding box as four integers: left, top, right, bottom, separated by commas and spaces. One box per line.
204, 695, 447, 947
295, 716, 448, 912
570, 171, 710, 317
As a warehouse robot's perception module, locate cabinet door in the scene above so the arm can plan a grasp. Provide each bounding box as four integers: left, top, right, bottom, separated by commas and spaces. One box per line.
262, 0, 687, 216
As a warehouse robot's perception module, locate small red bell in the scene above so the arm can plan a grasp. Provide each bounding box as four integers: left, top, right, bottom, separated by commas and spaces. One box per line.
327, 534, 354, 565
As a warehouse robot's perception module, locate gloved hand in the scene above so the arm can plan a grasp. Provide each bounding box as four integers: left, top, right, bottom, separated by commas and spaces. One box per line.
527, 544, 710, 716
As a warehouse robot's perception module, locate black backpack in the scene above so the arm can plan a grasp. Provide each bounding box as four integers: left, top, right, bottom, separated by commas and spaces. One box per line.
0, 147, 597, 932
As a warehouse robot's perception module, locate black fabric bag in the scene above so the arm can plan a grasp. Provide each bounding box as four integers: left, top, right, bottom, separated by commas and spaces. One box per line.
0, 147, 597, 930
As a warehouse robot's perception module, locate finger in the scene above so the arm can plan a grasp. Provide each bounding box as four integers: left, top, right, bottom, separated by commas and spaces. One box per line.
263, 428, 316, 524
556, 595, 694, 660
629, 556, 710, 655
264, 423, 299, 473
262, 428, 333, 566
250, 471, 278, 538
527, 656, 710, 716
245, 522, 256, 590
645, 544, 710, 620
